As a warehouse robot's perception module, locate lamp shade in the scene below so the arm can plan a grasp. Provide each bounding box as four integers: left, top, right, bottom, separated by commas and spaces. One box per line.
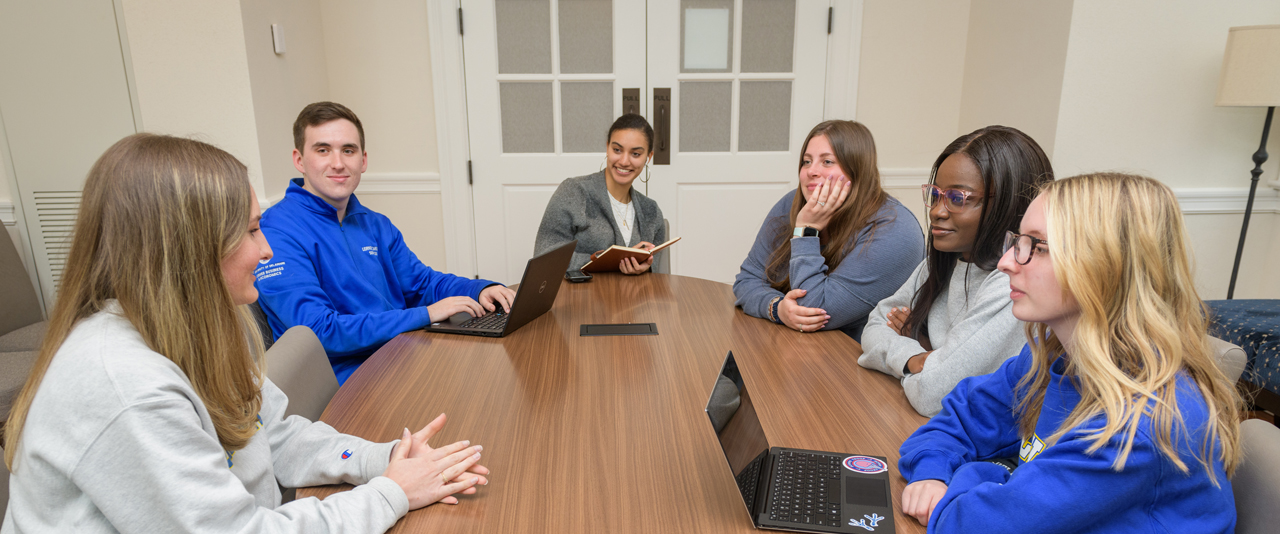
1216, 25, 1280, 107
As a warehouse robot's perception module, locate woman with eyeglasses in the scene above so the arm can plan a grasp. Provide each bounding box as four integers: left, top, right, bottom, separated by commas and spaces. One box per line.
897, 173, 1242, 532
859, 126, 1053, 416
733, 120, 923, 340
3, 134, 489, 533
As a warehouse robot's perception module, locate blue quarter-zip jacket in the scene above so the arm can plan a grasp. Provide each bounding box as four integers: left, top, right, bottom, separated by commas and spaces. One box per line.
899, 345, 1235, 533
255, 179, 496, 384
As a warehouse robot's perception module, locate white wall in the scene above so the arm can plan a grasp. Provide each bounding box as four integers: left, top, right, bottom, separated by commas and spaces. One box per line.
1051, 1, 1280, 298
239, 0, 333, 200
119, 0, 265, 196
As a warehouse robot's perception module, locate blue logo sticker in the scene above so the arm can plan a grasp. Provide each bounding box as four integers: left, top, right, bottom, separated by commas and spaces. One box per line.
341, 449, 353, 460
843, 456, 887, 474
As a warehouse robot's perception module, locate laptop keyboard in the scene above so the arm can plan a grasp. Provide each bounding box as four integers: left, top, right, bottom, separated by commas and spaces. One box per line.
736, 452, 765, 513
768, 451, 842, 527
459, 308, 508, 330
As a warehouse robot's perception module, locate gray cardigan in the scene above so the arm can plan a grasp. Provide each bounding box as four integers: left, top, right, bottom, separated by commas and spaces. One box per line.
534, 171, 668, 273
733, 191, 924, 341
858, 259, 1027, 417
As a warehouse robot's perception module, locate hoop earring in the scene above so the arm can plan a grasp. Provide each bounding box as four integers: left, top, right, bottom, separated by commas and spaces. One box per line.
640, 159, 652, 196
599, 156, 607, 172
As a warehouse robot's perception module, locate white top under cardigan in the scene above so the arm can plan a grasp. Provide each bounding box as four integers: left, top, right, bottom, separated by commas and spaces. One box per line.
2, 302, 408, 533
858, 259, 1027, 417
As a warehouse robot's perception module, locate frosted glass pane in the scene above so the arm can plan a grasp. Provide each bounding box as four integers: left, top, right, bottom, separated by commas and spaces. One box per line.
497, 0, 551, 74
561, 82, 613, 153
681, 0, 732, 73
679, 81, 731, 152
741, 0, 795, 73
559, 0, 612, 74
500, 82, 554, 153
738, 81, 791, 152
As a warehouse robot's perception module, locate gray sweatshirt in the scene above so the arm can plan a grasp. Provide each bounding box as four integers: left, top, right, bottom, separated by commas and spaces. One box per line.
858, 259, 1027, 417
733, 191, 924, 341
2, 303, 408, 533
534, 171, 668, 273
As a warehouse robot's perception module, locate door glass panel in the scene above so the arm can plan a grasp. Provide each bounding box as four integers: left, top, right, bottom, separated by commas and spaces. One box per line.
681, 0, 733, 72
738, 81, 791, 152
679, 81, 731, 152
741, 0, 795, 73
497, 0, 552, 74
500, 82, 554, 153
558, 0, 612, 74
561, 82, 614, 153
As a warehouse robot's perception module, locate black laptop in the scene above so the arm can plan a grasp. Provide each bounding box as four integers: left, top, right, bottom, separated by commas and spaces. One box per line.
705, 351, 896, 533
423, 241, 575, 337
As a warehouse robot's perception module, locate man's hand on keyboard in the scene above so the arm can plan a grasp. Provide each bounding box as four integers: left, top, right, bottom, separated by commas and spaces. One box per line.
428, 296, 487, 322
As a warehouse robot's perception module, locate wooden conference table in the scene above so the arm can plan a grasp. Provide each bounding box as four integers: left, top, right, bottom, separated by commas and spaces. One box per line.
301, 273, 929, 533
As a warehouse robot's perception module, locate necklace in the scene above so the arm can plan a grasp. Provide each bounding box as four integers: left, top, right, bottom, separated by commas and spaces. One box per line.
611, 198, 633, 229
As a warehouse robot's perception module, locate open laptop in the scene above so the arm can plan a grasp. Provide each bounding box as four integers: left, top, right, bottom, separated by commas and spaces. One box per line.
705, 351, 896, 533
423, 240, 575, 338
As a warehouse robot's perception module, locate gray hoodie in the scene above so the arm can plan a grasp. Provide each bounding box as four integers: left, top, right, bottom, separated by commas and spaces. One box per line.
858, 260, 1027, 417
2, 303, 407, 533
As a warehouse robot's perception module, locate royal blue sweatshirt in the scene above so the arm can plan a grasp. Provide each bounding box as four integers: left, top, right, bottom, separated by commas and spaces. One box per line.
255, 179, 496, 384
899, 345, 1235, 533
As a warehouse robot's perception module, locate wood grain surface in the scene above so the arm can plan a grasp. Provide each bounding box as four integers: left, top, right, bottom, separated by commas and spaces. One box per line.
300, 273, 928, 533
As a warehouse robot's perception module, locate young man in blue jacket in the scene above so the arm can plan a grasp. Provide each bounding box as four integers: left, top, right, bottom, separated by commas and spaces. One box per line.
255, 102, 515, 384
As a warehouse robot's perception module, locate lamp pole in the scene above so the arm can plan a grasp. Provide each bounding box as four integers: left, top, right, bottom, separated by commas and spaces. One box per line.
1227, 105, 1274, 300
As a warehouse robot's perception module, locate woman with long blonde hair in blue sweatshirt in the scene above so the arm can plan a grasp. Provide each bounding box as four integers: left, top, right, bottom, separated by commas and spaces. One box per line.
898, 173, 1242, 532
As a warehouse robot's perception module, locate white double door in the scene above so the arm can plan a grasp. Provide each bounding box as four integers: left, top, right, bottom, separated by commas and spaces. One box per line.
463, 0, 832, 284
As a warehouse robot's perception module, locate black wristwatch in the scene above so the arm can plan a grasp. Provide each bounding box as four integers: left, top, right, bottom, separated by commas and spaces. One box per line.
792, 226, 819, 238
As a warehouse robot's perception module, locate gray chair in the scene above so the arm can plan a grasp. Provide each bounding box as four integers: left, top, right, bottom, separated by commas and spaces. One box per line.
1, 235, 45, 433
263, 325, 337, 504
1210, 336, 1247, 384
1233, 419, 1280, 534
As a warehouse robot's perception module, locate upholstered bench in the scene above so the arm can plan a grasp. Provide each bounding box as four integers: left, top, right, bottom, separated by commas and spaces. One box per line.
1207, 299, 1280, 413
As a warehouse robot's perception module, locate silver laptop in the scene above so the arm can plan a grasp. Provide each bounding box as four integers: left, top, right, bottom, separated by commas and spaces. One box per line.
423, 241, 575, 337
705, 351, 896, 533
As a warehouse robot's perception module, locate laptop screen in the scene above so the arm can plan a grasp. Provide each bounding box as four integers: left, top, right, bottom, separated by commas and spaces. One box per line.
706, 352, 770, 512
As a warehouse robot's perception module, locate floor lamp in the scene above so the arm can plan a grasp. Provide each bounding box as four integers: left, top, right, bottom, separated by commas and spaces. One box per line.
1216, 25, 1280, 300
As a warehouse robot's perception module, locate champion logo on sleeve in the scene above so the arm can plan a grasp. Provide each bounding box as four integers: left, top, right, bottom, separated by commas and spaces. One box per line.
341, 449, 353, 460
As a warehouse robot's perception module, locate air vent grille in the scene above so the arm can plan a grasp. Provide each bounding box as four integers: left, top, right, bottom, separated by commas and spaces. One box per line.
33, 191, 82, 291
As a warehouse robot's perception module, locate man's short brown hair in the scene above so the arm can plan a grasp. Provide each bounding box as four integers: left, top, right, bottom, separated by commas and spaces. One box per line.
293, 101, 365, 151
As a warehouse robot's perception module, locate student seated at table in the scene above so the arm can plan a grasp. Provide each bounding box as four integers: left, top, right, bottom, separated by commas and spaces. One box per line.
733, 120, 923, 340
859, 126, 1053, 417
898, 173, 1242, 532
535, 113, 667, 274
255, 102, 515, 385
2, 134, 489, 533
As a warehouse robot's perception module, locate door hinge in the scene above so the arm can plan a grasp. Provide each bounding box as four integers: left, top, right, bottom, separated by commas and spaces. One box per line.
827, 7, 833, 34
467, 160, 473, 185
458, 7, 464, 36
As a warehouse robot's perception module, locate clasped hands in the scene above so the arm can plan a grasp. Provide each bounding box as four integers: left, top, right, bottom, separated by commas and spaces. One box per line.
426, 285, 517, 323
384, 413, 490, 509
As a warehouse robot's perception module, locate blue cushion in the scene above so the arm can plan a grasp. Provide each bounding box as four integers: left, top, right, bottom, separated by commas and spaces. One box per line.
1207, 299, 1280, 395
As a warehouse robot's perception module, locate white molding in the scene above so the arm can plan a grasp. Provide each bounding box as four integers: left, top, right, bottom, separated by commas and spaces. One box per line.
0, 200, 14, 226
358, 172, 443, 194
880, 167, 931, 188
429, 0, 477, 277
824, 0, 863, 120
1175, 187, 1280, 215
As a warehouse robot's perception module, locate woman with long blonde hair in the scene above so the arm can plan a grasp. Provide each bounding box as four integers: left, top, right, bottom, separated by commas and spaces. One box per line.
3, 134, 489, 533
733, 120, 924, 339
897, 173, 1242, 532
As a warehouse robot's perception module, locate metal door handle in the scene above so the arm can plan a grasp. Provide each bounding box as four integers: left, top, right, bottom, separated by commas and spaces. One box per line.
653, 88, 670, 165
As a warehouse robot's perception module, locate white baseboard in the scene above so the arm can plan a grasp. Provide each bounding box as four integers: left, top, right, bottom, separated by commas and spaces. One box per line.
0, 200, 13, 226
358, 172, 442, 194
880, 168, 931, 189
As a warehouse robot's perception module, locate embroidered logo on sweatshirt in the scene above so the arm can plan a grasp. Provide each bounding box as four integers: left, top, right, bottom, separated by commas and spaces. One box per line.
1020, 434, 1047, 463
225, 415, 265, 469
341, 449, 353, 460
255, 261, 286, 282
362, 245, 378, 257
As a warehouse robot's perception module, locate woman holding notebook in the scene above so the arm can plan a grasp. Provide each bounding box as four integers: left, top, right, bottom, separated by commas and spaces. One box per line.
534, 114, 668, 274
733, 120, 924, 340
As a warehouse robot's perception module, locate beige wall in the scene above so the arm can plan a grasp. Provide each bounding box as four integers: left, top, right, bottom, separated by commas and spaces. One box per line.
320, 0, 440, 174
119, 0, 265, 195
856, 0, 971, 169
239, 0, 332, 200
958, 0, 1073, 156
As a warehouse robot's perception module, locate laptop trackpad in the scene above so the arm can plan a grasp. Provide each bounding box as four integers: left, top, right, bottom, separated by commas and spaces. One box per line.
845, 476, 888, 508
447, 312, 474, 325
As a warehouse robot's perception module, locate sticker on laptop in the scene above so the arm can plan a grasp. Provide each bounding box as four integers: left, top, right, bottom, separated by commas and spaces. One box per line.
843, 456, 887, 474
